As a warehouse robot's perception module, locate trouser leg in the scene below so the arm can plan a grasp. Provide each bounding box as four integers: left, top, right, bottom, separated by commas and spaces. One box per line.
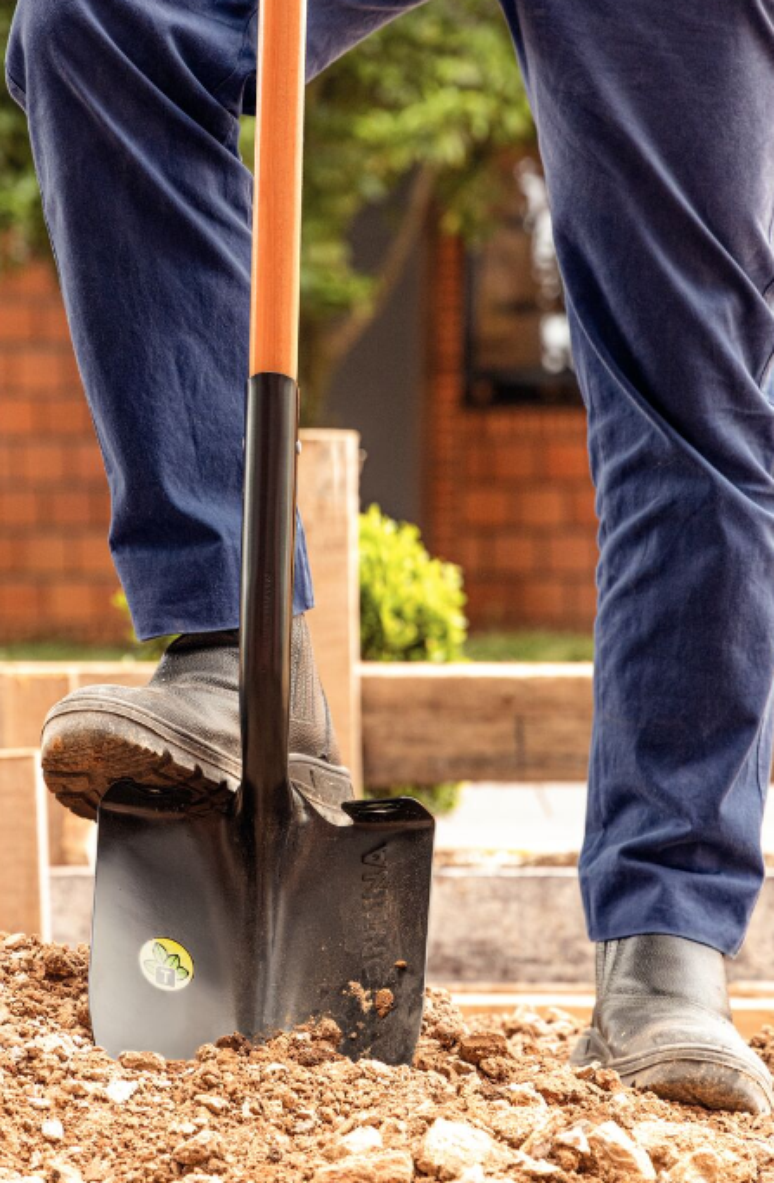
5, 0, 424, 640
498, 0, 774, 953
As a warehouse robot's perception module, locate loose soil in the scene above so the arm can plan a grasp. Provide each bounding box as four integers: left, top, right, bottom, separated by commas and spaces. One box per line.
2, 933, 774, 1182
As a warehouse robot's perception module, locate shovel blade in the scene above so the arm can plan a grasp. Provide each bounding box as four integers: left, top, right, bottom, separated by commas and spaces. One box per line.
89, 780, 248, 1060
90, 782, 434, 1064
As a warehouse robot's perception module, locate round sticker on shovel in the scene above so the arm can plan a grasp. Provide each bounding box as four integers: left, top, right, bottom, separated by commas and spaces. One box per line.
139, 938, 194, 991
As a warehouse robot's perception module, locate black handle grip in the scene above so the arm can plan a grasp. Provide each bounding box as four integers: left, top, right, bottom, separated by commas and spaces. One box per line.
237, 372, 299, 837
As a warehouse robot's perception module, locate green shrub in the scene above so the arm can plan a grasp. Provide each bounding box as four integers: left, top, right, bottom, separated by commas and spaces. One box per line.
359, 504, 467, 663
360, 505, 466, 814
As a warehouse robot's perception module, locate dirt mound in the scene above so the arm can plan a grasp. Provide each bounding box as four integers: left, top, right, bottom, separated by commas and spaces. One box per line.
1, 933, 773, 1182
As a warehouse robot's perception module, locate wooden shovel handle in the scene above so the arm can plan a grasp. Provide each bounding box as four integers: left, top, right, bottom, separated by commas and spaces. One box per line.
249, 0, 307, 379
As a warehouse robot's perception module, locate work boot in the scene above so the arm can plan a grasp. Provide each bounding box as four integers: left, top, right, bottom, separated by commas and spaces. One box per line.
570, 934, 774, 1114
41, 615, 353, 820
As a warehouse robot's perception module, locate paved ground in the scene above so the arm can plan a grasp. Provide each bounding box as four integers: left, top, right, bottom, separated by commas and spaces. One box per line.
436, 783, 774, 854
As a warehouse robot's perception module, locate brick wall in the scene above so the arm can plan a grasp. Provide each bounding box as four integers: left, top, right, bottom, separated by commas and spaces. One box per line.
0, 262, 120, 642
424, 231, 599, 631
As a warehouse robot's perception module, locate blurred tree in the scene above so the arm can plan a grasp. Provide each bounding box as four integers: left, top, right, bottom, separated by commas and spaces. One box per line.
1, 0, 534, 412
0, 1, 47, 264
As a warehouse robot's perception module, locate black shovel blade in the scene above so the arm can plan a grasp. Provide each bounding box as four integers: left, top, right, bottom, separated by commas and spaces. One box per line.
90, 780, 434, 1064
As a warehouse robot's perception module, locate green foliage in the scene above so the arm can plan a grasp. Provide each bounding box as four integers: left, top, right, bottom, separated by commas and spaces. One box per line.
365, 780, 462, 816
0, 0, 48, 265
465, 630, 595, 662
359, 504, 467, 663
359, 505, 467, 815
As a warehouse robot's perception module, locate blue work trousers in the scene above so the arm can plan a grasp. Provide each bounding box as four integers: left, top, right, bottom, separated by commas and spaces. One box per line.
8, 0, 774, 955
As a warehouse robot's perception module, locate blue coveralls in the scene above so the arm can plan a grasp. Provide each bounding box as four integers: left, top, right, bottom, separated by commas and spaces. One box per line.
7, 0, 774, 957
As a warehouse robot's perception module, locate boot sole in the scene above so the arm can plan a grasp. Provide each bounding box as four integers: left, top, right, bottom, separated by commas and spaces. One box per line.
42, 702, 353, 822
573, 1029, 774, 1114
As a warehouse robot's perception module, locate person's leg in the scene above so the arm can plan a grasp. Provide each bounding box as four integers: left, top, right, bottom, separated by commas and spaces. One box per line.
5, 0, 425, 640
6, 0, 425, 815
496, 0, 774, 1109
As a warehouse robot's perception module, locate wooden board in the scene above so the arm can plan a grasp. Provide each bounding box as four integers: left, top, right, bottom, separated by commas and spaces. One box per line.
362, 663, 594, 785
298, 430, 363, 789
0, 750, 50, 936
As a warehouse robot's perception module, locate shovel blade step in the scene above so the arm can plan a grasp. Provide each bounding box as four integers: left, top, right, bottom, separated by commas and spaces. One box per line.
90, 781, 434, 1064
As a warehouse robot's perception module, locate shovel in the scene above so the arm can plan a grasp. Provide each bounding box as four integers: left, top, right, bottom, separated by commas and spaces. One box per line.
88, 0, 435, 1064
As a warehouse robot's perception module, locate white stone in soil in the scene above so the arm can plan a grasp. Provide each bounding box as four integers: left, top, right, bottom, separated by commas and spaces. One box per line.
456, 1168, 485, 1183
312, 1150, 413, 1183
554, 1124, 590, 1154
416, 1119, 501, 1180
195, 1093, 229, 1114
340, 1127, 383, 1155
172, 1128, 225, 1167
41, 1118, 64, 1142
105, 1078, 138, 1104
512, 1149, 565, 1177
588, 1121, 656, 1181
2, 933, 26, 949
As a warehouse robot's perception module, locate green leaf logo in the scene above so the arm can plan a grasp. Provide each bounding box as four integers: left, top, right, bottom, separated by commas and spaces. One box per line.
139, 938, 195, 992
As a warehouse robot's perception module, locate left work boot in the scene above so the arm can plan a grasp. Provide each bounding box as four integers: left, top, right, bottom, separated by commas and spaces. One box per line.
40, 617, 352, 821
570, 934, 774, 1114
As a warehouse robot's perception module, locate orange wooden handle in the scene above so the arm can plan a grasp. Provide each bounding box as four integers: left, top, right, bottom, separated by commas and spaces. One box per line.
249, 0, 307, 379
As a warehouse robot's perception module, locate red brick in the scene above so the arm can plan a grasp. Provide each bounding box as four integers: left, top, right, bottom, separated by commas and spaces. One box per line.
492, 534, 541, 575
544, 442, 591, 481
512, 487, 566, 527
516, 579, 566, 624
491, 442, 539, 482
19, 442, 68, 484
14, 350, 62, 392
547, 532, 598, 573
463, 489, 511, 526
0, 581, 42, 621
1, 400, 36, 435
43, 580, 96, 624
72, 443, 106, 482
569, 488, 598, 527
26, 536, 71, 574
40, 399, 93, 437
57, 351, 83, 387
0, 491, 38, 526
74, 534, 112, 574
564, 579, 598, 626
0, 538, 26, 572
0, 302, 38, 342
41, 304, 74, 345
46, 490, 92, 526
0, 262, 56, 298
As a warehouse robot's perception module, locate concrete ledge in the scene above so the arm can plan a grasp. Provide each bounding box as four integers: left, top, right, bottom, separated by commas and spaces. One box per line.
50, 859, 774, 983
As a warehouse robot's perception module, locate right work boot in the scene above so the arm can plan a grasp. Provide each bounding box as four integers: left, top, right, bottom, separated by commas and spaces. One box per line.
570, 934, 774, 1114
41, 615, 353, 820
